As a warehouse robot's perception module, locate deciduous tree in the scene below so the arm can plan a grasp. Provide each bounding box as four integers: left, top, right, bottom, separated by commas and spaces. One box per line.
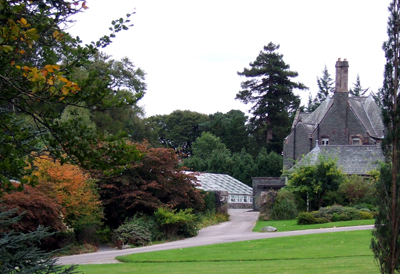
0, 0, 142, 194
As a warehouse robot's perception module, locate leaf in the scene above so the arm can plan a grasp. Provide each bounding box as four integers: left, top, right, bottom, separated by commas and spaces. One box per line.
10, 61, 15, 66
20, 17, 27, 25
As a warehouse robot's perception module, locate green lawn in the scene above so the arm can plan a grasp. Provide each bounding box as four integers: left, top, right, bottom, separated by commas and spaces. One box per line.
253, 219, 375, 232
76, 230, 379, 274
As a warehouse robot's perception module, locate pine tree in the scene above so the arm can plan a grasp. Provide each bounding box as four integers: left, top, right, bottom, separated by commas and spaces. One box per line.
236, 42, 307, 154
370, 1, 400, 273
349, 74, 369, 97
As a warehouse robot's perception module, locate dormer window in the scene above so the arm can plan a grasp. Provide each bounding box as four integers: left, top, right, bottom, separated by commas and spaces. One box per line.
352, 137, 360, 145
321, 137, 329, 146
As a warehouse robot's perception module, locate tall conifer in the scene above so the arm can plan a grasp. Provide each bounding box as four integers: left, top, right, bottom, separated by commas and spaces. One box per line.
236, 42, 307, 153
371, 1, 400, 273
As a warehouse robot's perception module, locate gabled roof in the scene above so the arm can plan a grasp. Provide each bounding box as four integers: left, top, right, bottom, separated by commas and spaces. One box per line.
293, 95, 384, 139
348, 96, 384, 139
295, 144, 384, 175
190, 172, 252, 195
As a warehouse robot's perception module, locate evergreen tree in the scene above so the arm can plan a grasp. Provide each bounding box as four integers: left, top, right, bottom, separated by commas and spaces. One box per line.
236, 42, 307, 154
309, 65, 334, 111
0, 208, 78, 274
371, 1, 400, 273
349, 74, 369, 97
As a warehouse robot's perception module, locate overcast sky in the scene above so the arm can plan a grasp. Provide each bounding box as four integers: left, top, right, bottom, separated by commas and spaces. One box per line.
69, 0, 392, 117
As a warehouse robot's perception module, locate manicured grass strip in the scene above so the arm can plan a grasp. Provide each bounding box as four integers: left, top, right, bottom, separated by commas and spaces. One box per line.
77, 256, 378, 274
116, 230, 373, 263
253, 219, 375, 232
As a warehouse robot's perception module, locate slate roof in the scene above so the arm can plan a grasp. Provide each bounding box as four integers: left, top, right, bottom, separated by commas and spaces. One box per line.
189, 172, 253, 195
292, 95, 384, 139
295, 144, 384, 175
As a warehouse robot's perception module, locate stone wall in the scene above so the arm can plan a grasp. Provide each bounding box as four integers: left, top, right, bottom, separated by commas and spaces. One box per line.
252, 177, 286, 211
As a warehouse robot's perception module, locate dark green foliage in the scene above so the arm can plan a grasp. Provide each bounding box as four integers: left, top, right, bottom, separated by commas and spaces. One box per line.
0, 208, 78, 274
370, 2, 400, 272
202, 191, 217, 214
297, 212, 316, 225
339, 214, 351, 221
255, 148, 283, 177
332, 213, 341, 222
315, 217, 329, 224
200, 110, 249, 154
112, 221, 151, 247
236, 42, 307, 154
147, 110, 209, 156
270, 189, 298, 220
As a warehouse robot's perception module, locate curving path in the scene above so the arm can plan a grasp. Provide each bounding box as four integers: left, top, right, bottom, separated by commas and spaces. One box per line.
57, 209, 374, 265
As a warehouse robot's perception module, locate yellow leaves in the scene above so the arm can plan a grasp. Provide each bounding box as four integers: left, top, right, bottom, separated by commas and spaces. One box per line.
15, 64, 80, 97
10, 60, 15, 66
82, 2, 89, 9
19, 17, 27, 26
19, 49, 25, 54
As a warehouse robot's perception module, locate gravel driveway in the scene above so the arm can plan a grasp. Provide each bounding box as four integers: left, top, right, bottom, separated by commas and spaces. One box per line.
57, 209, 373, 265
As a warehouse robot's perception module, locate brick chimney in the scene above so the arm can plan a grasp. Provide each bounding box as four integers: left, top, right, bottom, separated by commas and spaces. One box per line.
335, 58, 349, 93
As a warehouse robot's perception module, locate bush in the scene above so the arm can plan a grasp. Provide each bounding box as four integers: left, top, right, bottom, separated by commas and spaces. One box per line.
155, 208, 197, 238
359, 211, 373, 220
202, 191, 217, 214
343, 207, 361, 220
297, 212, 316, 225
339, 214, 351, 221
315, 217, 329, 224
112, 222, 151, 247
338, 175, 375, 205
331, 213, 341, 222
271, 189, 298, 220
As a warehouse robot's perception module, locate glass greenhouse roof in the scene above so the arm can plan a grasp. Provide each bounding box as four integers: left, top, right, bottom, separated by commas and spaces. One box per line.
189, 172, 252, 195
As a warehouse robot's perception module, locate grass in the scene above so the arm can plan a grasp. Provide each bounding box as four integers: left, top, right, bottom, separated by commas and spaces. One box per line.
75, 230, 379, 274
253, 219, 375, 232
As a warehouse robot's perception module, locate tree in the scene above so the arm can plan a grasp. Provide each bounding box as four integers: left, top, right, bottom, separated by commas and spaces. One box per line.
236, 42, 307, 154
33, 158, 103, 231
288, 154, 344, 211
308, 66, 334, 112
350, 74, 370, 97
0, 208, 77, 274
200, 110, 249, 154
99, 143, 204, 227
371, 1, 400, 273
147, 110, 209, 156
255, 148, 283, 177
0, 0, 142, 194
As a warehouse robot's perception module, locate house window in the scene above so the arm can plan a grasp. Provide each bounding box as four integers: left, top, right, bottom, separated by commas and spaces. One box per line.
321, 137, 329, 145
352, 137, 360, 145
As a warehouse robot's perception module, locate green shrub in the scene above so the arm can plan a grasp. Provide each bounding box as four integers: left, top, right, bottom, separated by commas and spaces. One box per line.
112, 222, 151, 247
271, 189, 298, 220
331, 213, 340, 222
297, 212, 316, 225
96, 226, 112, 244
359, 211, 373, 220
155, 208, 197, 238
315, 217, 329, 224
339, 214, 351, 221
202, 191, 216, 214
343, 207, 361, 220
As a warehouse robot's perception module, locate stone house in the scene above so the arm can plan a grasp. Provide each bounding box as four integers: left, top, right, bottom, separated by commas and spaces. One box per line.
283, 59, 385, 174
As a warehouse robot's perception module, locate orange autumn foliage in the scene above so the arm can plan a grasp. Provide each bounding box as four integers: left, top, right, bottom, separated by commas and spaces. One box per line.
34, 157, 103, 228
